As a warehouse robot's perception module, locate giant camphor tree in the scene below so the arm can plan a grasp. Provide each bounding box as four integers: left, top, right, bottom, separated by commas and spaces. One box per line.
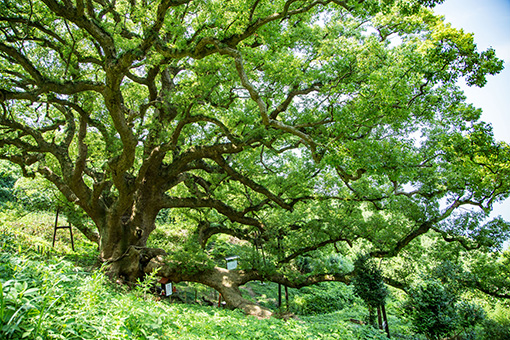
1, 0, 509, 317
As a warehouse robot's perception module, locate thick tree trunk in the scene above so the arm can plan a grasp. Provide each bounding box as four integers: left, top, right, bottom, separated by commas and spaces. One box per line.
98, 216, 133, 261
93, 196, 273, 317
97, 198, 158, 262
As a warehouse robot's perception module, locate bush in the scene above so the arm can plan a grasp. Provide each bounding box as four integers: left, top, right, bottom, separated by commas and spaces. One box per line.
404, 279, 486, 340
0, 174, 16, 205
481, 318, 510, 340
404, 280, 458, 339
0, 162, 18, 206
456, 300, 485, 329
290, 282, 354, 315
353, 324, 390, 340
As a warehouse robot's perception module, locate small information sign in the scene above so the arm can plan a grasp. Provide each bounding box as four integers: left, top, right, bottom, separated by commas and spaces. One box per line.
225, 256, 239, 270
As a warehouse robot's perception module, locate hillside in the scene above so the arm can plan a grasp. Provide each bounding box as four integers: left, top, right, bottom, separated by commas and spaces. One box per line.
1, 209, 509, 339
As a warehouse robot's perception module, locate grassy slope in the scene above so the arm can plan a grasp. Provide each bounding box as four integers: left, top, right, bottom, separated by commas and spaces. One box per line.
0, 209, 460, 339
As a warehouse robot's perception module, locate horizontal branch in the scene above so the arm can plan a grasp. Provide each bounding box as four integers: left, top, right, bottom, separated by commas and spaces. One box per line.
161, 196, 265, 230
279, 235, 353, 264
370, 222, 432, 258
213, 155, 293, 211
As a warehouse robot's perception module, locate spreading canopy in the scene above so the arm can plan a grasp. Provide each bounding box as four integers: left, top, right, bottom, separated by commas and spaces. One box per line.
1, 0, 509, 315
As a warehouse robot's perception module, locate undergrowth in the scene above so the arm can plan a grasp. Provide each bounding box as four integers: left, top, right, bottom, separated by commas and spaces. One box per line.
0, 247, 389, 340
1, 210, 509, 339
0, 212, 392, 339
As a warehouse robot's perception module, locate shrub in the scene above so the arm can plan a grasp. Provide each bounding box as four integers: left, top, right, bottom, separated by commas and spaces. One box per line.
481, 318, 510, 340
0, 162, 18, 206
404, 279, 486, 340
290, 282, 354, 315
405, 280, 458, 339
456, 300, 485, 329
0, 173, 16, 205
480, 302, 510, 340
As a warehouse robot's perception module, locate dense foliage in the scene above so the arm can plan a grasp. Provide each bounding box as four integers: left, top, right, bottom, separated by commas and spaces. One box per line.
0, 162, 16, 205
0, 217, 391, 340
404, 279, 484, 339
1, 0, 509, 316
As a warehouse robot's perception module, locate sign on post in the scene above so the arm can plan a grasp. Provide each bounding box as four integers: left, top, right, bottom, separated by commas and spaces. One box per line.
225, 256, 239, 270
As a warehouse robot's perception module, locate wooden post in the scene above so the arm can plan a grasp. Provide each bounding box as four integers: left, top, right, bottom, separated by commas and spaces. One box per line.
377, 305, 383, 330
52, 210, 59, 248
382, 304, 390, 338
68, 222, 75, 251
277, 237, 283, 309
285, 285, 289, 311
278, 283, 282, 308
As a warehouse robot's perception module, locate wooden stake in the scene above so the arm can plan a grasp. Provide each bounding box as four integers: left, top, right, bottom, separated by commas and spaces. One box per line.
278, 283, 282, 308
382, 304, 390, 338
377, 305, 383, 330
285, 285, 289, 311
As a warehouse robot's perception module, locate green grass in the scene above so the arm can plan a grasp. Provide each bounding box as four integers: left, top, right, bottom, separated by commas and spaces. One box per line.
0, 211, 390, 339
1, 209, 509, 340
0, 248, 388, 340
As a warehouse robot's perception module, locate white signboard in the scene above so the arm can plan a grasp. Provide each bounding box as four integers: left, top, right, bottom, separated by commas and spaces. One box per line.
226, 256, 239, 270
164, 282, 172, 296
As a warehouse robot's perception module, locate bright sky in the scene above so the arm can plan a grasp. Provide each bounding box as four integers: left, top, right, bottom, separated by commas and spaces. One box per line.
434, 0, 510, 247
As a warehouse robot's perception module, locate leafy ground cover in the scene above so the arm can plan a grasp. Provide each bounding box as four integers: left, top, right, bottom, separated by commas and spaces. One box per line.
0, 210, 393, 339
1, 210, 509, 339
0, 250, 385, 339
